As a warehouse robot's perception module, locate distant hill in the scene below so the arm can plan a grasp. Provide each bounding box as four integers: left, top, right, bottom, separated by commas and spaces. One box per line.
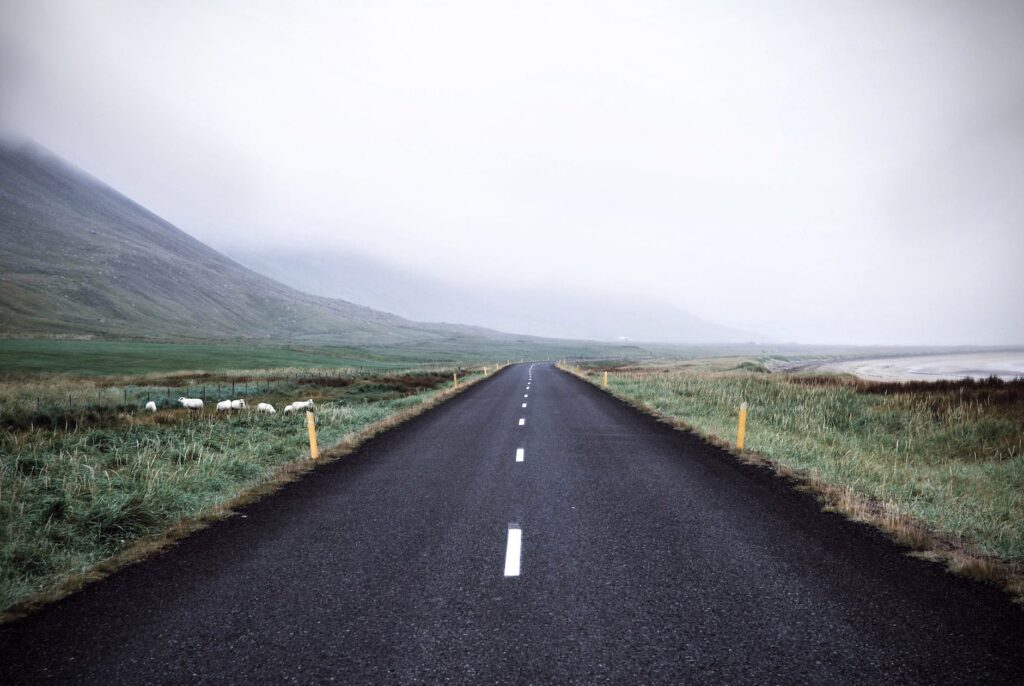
0, 140, 518, 347
229, 247, 759, 344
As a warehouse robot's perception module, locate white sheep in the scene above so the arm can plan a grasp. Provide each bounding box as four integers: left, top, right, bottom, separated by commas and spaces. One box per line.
230, 399, 246, 410
216, 400, 233, 412
289, 399, 315, 412
283, 403, 295, 414
144, 401, 157, 412
257, 402, 276, 414
178, 397, 204, 410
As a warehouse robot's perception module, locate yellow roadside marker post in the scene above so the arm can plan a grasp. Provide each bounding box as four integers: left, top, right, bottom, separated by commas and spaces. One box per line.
453, 372, 459, 389
306, 411, 320, 460
737, 402, 748, 450
603, 371, 608, 388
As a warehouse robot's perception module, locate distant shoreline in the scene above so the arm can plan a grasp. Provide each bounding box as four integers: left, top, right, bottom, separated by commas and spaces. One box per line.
799, 351, 1024, 381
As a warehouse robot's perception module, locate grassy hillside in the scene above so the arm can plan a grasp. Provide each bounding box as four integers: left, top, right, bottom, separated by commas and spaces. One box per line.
0, 141, 510, 346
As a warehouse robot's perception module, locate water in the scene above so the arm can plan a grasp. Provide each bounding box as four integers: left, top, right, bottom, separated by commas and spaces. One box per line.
819, 351, 1024, 382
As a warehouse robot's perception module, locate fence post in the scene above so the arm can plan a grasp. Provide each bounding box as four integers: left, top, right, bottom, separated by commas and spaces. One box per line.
737, 402, 748, 450
306, 411, 320, 459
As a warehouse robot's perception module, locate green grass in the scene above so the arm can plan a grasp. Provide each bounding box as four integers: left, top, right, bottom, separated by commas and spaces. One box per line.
580, 364, 1024, 563
0, 339, 436, 376
0, 338, 648, 377
0, 366, 480, 613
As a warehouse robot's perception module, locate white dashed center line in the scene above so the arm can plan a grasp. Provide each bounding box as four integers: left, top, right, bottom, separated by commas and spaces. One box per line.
516, 448, 524, 462
504, 526, 522, 576
522, 402, 527, 408
518, 418, 525, 426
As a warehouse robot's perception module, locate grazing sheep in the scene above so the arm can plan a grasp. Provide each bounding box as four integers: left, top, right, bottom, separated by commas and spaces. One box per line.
283, 403, 295, 414
230, 399, 246, 410
216, 400, 233, 412
257, 402, 276, 414
290, 399, 315, 412
178, 397, 204, 410
144, 401, 157, 412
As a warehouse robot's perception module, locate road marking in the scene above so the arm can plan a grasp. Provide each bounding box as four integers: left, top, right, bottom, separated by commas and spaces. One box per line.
516, 448, 524, 462
504, 525, 522, 576
522, 402, 527, 408
519, 418, 525, 426
524, 394, 528, 398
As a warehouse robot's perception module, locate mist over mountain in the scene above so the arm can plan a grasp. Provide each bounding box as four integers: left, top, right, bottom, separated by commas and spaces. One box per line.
0, 140, 514, 348
226, 247, 759, 344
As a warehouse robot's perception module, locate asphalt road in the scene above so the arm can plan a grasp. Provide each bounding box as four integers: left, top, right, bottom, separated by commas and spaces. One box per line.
3, 363, 1023, 684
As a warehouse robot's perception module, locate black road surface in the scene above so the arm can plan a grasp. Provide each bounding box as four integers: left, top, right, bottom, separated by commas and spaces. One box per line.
3, 363, 1023, 684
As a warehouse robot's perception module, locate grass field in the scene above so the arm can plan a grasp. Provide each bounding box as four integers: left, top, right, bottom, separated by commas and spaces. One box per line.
0, 339, 463, 376
0, 338, 644, 377
572, 360, 1024, 576
0, 365, 484, 615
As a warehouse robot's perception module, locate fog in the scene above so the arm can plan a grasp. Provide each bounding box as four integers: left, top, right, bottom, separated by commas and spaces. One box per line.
2, 1, 1022, 345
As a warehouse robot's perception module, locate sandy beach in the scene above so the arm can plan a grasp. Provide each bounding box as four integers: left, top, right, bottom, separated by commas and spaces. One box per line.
812, 351, 1024, 381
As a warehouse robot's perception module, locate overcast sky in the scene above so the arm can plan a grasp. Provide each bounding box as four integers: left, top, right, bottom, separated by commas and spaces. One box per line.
1, 1, 1022, 345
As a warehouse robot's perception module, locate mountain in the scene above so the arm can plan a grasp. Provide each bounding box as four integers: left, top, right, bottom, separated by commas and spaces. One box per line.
0, 140, 513, 347
227, 247, 758, 344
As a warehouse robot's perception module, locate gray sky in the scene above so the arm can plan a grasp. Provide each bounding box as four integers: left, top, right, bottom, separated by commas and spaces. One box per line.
2, 0, 1022, 345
